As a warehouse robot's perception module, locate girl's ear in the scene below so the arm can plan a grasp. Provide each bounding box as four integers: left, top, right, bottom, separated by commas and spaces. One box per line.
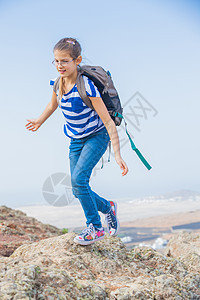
76, 55, 82, 65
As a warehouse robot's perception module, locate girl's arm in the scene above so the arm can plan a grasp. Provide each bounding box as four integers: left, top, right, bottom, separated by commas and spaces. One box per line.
89, 97, 128, 176
25, 91, 58, 132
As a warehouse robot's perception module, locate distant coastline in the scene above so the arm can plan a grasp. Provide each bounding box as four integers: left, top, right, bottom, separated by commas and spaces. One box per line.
16, 200, 200, 230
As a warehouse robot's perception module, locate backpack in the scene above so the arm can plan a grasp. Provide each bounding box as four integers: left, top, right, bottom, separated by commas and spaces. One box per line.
52, 65, 152, 170
53, 65, 123, 126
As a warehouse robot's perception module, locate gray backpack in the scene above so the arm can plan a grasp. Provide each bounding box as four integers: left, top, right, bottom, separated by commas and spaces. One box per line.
53, 65, 123, 126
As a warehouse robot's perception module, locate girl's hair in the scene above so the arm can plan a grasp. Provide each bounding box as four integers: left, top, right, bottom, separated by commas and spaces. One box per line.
53, 38, 82, 99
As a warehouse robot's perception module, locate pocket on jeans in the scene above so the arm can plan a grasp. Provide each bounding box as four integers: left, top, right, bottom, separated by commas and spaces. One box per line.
95, 127, 109, 139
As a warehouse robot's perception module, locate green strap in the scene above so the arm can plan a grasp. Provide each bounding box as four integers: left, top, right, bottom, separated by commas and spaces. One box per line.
115, 113, 152, 170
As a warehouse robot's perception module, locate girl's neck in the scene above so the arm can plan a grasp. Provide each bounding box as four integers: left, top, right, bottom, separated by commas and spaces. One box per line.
63, 68, 78, 86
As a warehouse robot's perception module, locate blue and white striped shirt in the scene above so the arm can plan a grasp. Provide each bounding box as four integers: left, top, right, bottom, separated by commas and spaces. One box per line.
50, 76, 104, 139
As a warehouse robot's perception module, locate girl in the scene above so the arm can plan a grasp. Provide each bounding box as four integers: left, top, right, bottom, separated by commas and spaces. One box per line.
25, 37, 128, 246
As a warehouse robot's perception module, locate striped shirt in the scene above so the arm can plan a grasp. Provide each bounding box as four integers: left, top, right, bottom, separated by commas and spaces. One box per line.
50, 76, 104, 139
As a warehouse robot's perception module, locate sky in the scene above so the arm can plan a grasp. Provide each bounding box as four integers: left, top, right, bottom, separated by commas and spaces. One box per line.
0, 0, 200, 207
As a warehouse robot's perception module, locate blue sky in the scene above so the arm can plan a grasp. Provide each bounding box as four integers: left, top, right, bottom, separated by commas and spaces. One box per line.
0, 0, 200, 207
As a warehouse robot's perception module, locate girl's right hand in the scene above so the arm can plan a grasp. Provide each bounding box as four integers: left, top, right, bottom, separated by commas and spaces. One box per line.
25, 119, 42, 132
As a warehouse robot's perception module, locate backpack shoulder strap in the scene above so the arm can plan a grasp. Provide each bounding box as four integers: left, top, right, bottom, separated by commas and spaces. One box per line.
76, 71, 94, 110
52, 77, 61, 106
53, 76, 61, 94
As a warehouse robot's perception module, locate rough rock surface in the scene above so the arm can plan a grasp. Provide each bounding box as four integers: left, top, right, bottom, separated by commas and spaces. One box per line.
165, 231, 200, 273
0, 231, 200, 299
0, 206, 63, 257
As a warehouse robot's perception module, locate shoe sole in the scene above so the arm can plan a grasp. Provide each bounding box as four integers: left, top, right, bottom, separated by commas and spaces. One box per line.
73, 235, 105, 246
107, 201, 120, 237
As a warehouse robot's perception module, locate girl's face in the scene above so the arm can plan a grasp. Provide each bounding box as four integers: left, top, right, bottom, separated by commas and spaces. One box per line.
53, 50, 82, 78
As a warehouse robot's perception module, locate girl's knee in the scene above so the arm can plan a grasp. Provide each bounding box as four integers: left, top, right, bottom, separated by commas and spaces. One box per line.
71, 172, 88, 196
71, 172, 81, 187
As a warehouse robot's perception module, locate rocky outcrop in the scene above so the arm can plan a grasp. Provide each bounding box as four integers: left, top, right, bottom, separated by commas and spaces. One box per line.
0, 206, 200, 299
0, 231, 200, 299
0, 206, 63, 257
165, 231, 200, 273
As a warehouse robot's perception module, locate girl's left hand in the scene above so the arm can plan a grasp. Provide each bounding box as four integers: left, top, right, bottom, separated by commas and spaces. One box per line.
115, 155, 128, 176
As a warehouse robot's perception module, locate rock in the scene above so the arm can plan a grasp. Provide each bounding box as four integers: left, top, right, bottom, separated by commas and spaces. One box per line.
0, 231, 200, 299
165, 231, 200, 273
0, 206, 200, 299
0, 206, 63, 257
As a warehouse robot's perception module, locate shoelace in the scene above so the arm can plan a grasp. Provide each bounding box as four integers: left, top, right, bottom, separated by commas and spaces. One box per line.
81, 224, 94, 235
106, 210, 116, 227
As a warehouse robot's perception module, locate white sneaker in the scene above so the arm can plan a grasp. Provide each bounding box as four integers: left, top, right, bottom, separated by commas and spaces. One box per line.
74, 223, 105, 245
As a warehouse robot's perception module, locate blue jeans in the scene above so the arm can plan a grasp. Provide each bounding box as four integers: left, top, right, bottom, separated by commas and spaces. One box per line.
69, 127, 111, 228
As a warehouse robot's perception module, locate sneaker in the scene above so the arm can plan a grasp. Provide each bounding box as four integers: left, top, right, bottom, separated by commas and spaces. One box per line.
105, 201, 120, 236
74, 223, 105, 245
